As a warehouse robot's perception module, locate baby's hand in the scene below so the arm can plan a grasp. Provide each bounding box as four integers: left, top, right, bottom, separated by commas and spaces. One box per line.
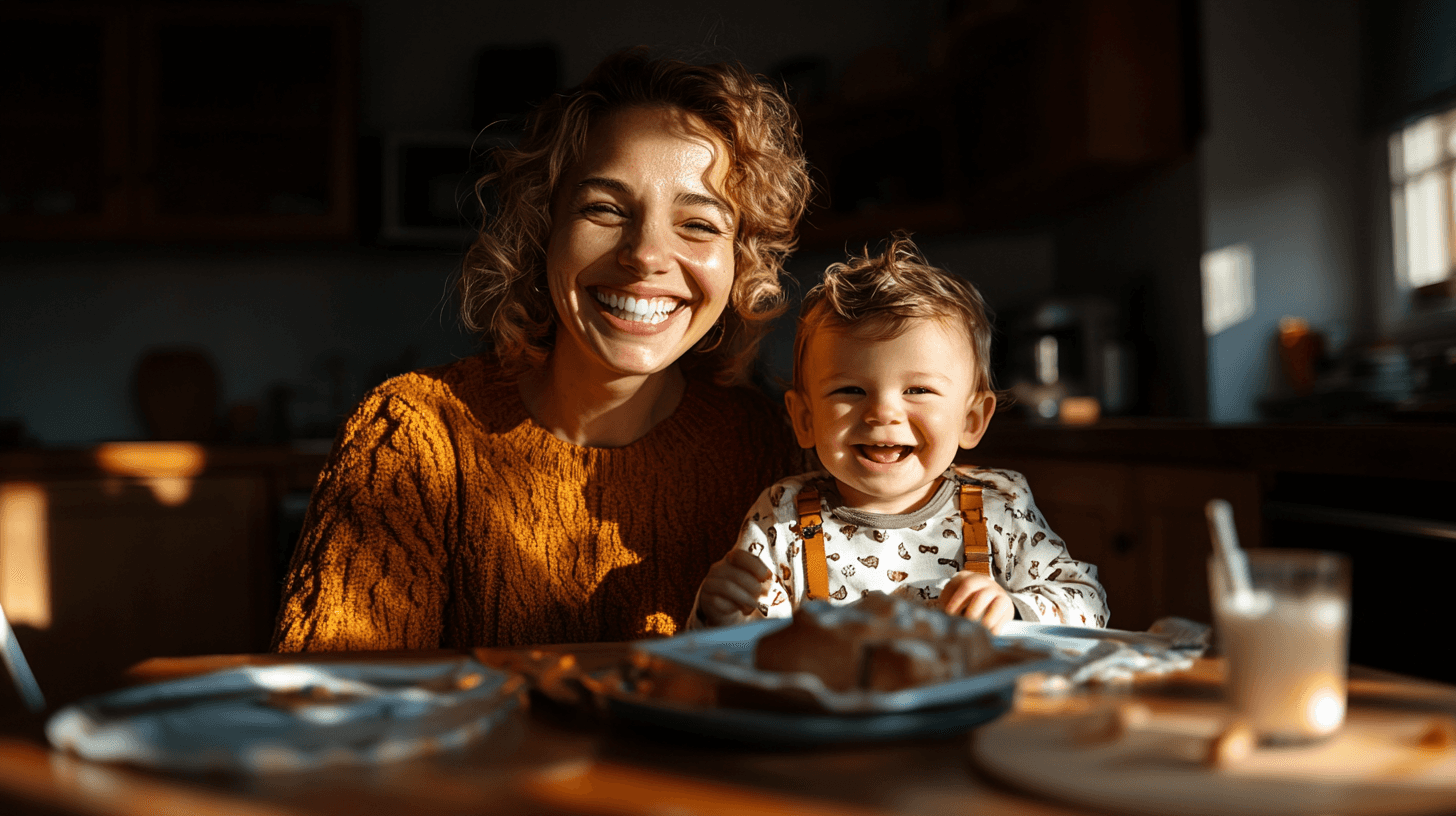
698, 549, 773, 627
940, 571, 1015, 634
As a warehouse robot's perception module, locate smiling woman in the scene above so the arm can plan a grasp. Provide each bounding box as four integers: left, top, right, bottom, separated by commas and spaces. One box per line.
527, 106, 740, 445
272, 49, 813, 651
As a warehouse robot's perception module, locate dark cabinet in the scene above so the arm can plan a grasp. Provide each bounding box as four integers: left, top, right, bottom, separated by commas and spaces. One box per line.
969, 456, 1262, 632
0, 2, 356, 241
0, 4, 129, 238
799, 0, 1195, 246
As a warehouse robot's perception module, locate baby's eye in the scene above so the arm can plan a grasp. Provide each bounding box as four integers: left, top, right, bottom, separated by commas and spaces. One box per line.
831, 386, 865, 396
904, 386, 933, 395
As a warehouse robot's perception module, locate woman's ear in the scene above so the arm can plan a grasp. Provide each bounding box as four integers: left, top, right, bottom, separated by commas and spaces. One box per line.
959, 391, 997, 449
783, 389, 818, 449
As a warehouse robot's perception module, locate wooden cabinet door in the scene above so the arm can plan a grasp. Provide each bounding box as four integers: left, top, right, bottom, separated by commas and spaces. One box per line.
0, 3, 130, 239
970, 457, 1151, 630
967, 456, 1263, 631
2, 475, 271, 704
133, 4, 357, 239
1131, 465, 1262, 629
0, 3, 356, 242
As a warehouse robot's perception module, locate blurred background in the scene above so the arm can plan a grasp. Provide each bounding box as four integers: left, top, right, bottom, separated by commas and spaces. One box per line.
2, 0, 1455, 702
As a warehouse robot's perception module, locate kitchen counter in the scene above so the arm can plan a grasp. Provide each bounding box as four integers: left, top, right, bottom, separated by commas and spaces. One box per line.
972, 418, 1456, 482
0, 442, 328, 489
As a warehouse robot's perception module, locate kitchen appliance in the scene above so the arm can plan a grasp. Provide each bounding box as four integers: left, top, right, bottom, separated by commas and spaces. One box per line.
1003, 298, 1130, 420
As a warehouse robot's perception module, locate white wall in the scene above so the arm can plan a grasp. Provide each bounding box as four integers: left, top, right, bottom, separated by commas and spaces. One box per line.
1200, 0, 1366, 422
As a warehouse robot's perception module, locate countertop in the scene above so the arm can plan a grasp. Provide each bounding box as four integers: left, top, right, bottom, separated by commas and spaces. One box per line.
971, 418, 1456, 481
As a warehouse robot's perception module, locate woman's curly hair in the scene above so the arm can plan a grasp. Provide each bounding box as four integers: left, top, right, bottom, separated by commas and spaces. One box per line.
792, 232, 996, 395
458, 47, 812, 386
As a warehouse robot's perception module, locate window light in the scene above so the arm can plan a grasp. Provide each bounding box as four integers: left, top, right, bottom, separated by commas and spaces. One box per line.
1201, 243, 1256, 336
1390, 108, 1456, 290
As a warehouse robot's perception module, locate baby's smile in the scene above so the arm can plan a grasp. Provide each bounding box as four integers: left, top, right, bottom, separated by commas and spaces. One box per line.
856, 443, 914, 464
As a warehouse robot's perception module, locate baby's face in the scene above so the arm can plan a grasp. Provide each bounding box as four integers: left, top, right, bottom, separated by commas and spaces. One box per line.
786, 318, 993, 515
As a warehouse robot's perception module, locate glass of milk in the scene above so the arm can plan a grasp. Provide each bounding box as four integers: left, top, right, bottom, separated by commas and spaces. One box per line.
1209, 549, 1351, 745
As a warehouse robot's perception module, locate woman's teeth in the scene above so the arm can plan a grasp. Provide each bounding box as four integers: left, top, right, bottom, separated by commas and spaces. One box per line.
595, 291, 678, 324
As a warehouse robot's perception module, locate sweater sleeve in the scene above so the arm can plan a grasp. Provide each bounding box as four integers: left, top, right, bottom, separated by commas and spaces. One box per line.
272, 384, 458, 651
988, 472, 1110, 628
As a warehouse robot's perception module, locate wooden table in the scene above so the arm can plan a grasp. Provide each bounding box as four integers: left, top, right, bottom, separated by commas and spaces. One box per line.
1, 646, 1454, 816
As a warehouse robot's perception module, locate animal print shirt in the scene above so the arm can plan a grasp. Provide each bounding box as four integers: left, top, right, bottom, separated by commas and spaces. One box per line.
690, 468, 1110, 628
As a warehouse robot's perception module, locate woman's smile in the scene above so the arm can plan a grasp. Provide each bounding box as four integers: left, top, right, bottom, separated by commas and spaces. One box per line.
545, 106, 737, 381
591, 287, 686, 330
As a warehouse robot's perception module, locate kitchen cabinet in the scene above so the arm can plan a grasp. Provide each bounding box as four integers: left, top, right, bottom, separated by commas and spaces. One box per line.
967, 420, 1456, 682
0, 475, 271, 705
0, 2, 356, 241
966, 455, 1262, 632
0, 445, 326, 705
799, 0, 1194, 246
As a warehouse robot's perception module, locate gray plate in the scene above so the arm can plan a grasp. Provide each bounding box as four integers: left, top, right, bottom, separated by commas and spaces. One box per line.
596, 675, 1014, 746
629, 618, 1069, 715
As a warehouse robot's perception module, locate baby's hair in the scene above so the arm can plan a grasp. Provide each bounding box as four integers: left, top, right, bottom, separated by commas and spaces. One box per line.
792, 232, 994, 394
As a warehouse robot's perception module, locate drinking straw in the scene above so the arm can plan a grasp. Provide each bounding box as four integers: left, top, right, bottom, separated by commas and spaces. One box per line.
0, 601, 45, 713
1205, 499, 1253, 602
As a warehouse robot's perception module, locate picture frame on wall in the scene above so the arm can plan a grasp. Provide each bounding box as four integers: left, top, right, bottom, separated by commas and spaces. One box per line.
380, 130, 514, 247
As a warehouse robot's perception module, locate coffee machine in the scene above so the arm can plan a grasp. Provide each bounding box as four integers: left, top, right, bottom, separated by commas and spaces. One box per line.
1001, 297, 1130, 421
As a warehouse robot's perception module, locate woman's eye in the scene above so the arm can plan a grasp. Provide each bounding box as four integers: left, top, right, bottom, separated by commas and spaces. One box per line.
581, 203, 625, 219
683, 220, 723, 235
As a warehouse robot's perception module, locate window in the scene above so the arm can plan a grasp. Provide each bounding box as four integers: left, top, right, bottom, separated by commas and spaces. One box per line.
1389, 107, 1456, 297
1201, 243, 1255, 336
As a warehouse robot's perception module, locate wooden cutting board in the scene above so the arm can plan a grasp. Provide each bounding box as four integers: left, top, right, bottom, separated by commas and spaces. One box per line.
970, 700, 1456, 816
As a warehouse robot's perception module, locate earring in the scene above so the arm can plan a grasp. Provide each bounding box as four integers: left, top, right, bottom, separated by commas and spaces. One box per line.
695, 317, 726, 353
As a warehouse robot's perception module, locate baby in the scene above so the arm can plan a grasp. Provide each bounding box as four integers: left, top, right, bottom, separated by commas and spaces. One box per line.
693, 235, 1109, 633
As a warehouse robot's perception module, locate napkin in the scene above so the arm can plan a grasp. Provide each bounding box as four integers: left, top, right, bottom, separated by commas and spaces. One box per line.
1005, 617, 1212, 688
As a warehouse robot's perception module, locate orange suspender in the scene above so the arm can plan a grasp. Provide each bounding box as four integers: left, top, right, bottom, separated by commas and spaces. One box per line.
797, 472, 991, 601
957, 479, 993, 578
796, 487, 830, 601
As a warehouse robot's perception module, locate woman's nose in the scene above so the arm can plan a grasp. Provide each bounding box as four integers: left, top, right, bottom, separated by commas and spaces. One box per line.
618, 219, 673, 277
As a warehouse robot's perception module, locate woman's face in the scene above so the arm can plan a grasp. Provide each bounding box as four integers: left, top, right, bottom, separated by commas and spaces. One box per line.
545, 106, 737, 381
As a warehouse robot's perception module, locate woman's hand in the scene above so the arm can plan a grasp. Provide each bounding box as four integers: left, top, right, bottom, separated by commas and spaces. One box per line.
940, 571, 1015, 634
698, 549, 773, 627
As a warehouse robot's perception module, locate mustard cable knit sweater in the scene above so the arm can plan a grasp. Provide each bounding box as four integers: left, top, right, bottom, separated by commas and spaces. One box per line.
272, 355, 801, 651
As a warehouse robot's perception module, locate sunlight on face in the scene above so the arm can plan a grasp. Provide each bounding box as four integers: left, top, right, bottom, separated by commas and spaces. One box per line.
545, 106, 737, 382
787, 319, 992, 514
